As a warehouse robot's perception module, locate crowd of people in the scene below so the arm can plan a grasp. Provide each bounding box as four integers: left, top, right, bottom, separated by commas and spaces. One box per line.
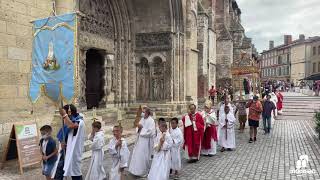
208, 85, 234, 106
39, 87, 284, 180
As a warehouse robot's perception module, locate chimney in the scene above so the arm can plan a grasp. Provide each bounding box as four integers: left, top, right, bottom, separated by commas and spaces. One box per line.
299, 34, 305, 40
269, 40, 274, 50
284, 35, 292, 45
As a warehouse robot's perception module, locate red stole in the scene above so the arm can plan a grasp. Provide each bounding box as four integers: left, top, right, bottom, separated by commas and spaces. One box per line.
202, 111, 218, 149
202, 125, 218, 149
182, 112, 205, 158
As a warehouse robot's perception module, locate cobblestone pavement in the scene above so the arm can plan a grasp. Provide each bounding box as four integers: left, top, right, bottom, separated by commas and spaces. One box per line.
1, 92, 320, 180
178, 93, 320, 180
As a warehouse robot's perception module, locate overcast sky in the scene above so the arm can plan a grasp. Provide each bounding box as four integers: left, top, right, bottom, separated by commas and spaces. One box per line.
237, 0, 320, 53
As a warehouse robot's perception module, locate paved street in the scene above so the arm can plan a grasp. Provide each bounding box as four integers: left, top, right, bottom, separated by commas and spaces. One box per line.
1, 92, 320, 180
179, 92, 320, 180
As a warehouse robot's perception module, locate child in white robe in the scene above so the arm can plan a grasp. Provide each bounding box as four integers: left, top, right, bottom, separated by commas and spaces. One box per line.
108, 125, 130, 180
148, 122, 173, 180
219, 106, 236, 152
170, 117, 183, 179
129, 108, 155, 177
85, 121, 106, 180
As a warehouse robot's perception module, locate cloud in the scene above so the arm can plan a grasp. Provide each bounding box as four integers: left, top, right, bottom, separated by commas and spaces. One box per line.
236, 0, 320, 52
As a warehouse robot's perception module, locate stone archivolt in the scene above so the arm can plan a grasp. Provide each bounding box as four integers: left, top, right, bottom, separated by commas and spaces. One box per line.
135, 32, 172, 51
79, 0, 114, 39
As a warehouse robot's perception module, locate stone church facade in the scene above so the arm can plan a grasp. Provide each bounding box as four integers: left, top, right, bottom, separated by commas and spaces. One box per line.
75, 0, 253, 108
0, 0, 253, 152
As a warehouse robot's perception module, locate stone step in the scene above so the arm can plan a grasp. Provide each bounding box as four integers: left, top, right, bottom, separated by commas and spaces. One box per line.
280, 114, 314, 117
282, 110, 316, 114
284, 103, 318, 106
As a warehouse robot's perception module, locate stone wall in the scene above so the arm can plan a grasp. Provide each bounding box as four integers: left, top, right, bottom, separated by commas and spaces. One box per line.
197, 13, 209, 102
216, 40, 233, 85
0, 0, 74, 154
208, 29, 217, 87
214, 0, 253, 89
131, 0, 172, 33
290, 43, 306, 85
306, 39, 320, 77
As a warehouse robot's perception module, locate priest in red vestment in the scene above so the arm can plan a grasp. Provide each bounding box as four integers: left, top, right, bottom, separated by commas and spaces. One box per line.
276, 89, 283, 114
182, 104, 205, 163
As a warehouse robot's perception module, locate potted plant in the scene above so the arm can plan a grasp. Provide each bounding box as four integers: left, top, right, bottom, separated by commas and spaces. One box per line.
314, 111, 320, 139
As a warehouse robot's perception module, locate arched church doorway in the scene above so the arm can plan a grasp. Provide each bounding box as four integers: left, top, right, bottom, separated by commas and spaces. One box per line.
85, 49, 105, 109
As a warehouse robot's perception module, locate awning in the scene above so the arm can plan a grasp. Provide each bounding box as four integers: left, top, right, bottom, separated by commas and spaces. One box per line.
302, 73, 320, 80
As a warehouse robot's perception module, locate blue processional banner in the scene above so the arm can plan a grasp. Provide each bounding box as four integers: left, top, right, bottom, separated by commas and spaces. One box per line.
29, 13, 77, 103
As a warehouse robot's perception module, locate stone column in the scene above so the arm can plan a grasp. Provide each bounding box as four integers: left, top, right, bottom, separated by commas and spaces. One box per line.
128, 44, 136, 104
115, 41, 122, 105
103, 54, 114, 107
179, 33, 186, 102
185, 0, 199, 103
173, 33, 180, 102
76, 49, 87, 109
121, 39, 129, 106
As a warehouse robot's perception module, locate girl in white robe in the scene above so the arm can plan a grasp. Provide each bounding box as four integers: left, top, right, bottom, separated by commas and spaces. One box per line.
170, 118, 183, 178
218, 106, 236, 151
107, 132, 130, 180
85, 121, 106, 180
148, 123, 173, 180
129, 113, 155, 177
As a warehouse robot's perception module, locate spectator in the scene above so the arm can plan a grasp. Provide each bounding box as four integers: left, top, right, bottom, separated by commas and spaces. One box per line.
246, 96, 263, 143
262, 95, 276, 134
208, 85, 217, 105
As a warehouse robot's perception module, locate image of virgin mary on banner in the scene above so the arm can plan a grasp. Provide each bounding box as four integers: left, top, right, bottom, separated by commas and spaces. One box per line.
29, 13, 77, 103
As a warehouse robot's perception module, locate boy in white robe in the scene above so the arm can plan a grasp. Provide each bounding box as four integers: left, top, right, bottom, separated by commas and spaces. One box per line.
155, 118, 166, 139
108, 125, 130, 180
129, 108, 155, 177
85, 121, 106, 180
219, 106, 236, 152
148, 122, 173, 180
170, 117, 183, 179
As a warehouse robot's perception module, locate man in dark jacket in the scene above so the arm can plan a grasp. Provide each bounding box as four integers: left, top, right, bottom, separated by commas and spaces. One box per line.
262, 95, 276, 134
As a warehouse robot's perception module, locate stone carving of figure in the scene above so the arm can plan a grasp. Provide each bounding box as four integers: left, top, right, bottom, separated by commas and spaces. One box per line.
136, 59, 150, 101
153, 78, 159, 100
160, 78, 164, 100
